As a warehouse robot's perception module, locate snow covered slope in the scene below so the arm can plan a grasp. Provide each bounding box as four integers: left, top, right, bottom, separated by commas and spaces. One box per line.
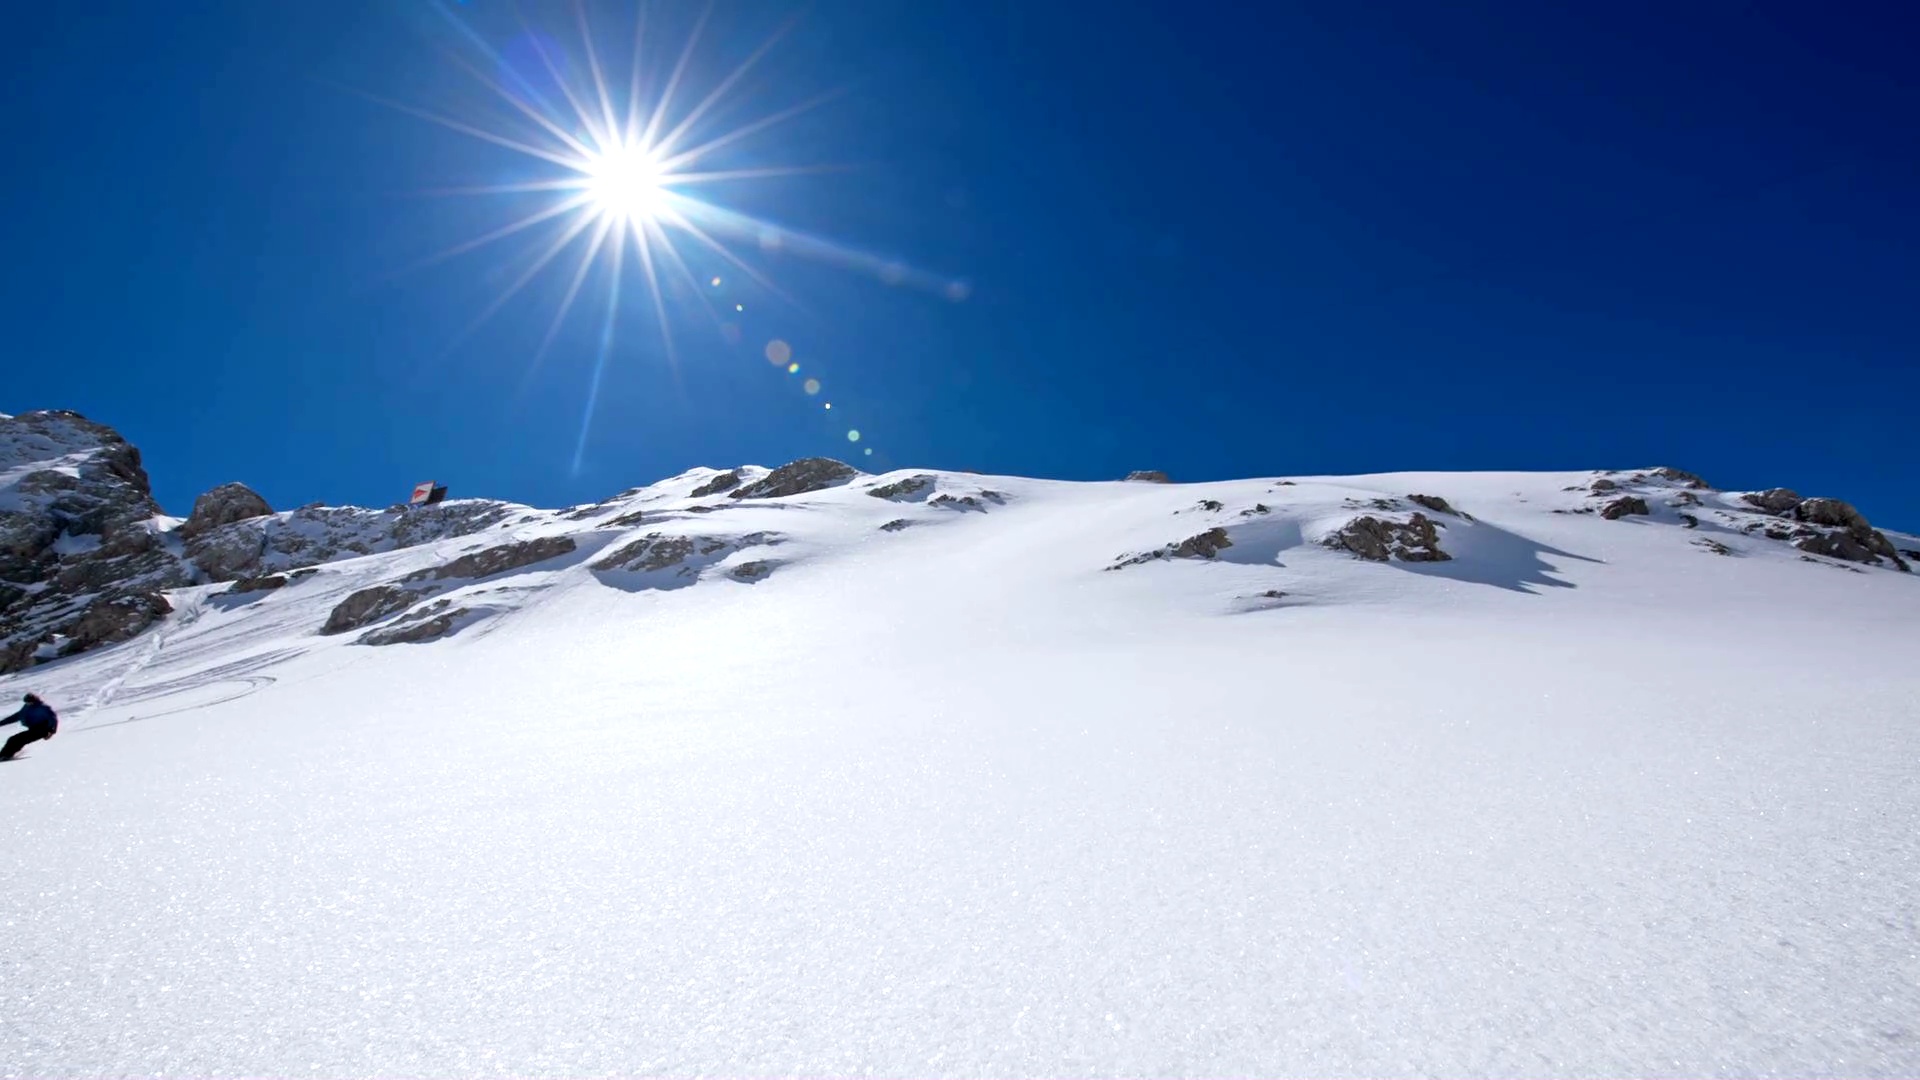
3, 461, 1917, 1076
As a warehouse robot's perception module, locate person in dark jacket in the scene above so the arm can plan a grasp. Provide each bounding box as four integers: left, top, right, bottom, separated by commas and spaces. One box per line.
1, 693, 58, 760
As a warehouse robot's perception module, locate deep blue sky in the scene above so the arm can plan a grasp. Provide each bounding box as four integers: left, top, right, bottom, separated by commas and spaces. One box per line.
4, 1, 1916, 526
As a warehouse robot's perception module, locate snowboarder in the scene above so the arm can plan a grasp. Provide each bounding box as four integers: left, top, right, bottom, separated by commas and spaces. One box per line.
1, 693, 58, 760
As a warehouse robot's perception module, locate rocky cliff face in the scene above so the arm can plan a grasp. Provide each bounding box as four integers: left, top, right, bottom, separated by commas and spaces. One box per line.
0, 411, 521, 673
0, 412, 189, 672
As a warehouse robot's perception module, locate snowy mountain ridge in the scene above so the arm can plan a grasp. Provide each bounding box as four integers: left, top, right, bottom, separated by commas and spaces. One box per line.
5, 409, 1913, 675
4, 409, 1919, 1075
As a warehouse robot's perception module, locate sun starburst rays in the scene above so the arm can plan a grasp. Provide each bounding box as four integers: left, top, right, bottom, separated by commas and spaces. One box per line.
366, 1, 963, 473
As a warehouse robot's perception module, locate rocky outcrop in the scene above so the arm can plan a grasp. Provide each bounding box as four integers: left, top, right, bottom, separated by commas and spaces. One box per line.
1109, 527, 1234, 570
730, 458, 858, 500
1790, 522, 1909, 570
1326, 514, 1450, 562
178, 482, 272, 540
879, 519, 913, 533
728, 560, 773, 582
225, 574, 288, 595
1651, 467, 1711, 490
67, 592, 173, 653
689, 470, 741, 498
590, 531, 782, 583
0, 411, 191, 672
184, 499, 519, 585
1407, 494, 1457, 516
867, 474, 935, 500
1125, 470, 1171, 483
1600, 496, 1650, 520
1792, 498, 1868, 530
359, 601, 466, 646
594, 534, 699, 573
321, 585, 420, 636
406, 536, 576, 582
1589, 478, 1618, 493
1172, 527, 1233, 558
184, 525, 268, 582
1742, 488, 1802, 514
1726, 491, 1908, 571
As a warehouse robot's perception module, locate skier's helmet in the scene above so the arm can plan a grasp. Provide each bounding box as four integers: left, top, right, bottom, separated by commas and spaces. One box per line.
21, 693, 40, 705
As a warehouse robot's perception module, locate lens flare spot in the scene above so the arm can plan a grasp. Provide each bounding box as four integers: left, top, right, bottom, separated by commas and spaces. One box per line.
787, 362, 800, 374
864, 447, 874, 456
824, 402, 832, 410
847, 429, 861, 442
710, 276, 722, 287
736, 303, 745, 312
944, 280, 972, 302
765, 339, 791, 365
803, 378, 821, 395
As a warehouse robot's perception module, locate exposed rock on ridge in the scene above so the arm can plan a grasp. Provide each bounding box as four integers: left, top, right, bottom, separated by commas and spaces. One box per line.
730, 458, 859, 500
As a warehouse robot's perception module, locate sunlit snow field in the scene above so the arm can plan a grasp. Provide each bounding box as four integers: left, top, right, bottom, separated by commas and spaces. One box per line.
5, 467, 1917, 1076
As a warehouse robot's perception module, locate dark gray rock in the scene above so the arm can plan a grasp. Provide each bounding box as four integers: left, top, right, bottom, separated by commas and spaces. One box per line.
226, 574, 289, 595
406, 536, 576, 582
1789, 523, 1909, 571
66, 592, 172, 653
1172, 527, 1233, 559
593, 534, 696, 573
1125, 470, 1171, 483
730, 458, 859, 500
1407, 494, 1457, 516
185, 524, 269, 582
868, 474, 936, 500
1600, 496, 1650, 520
360, 601, 466, 646
1109, 526, 1234, 569
178, 482, 272, 540
689, 470, 741, 498
1326, 513, 1450, 562
321, 585, 420, 635
1651, 467, 1711, 490
1741, 488, 1802, 515
1, 411, 189, 672
728, 560, 773, 582
1792, 497, 1868, 530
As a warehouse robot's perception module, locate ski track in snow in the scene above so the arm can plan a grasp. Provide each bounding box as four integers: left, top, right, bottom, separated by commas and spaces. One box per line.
2, 466, 1918, 1076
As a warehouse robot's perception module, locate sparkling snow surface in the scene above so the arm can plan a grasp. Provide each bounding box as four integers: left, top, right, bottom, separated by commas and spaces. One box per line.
3, 469, 1917, 1076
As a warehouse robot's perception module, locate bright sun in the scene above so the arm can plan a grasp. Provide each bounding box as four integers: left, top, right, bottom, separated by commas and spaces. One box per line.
584, 142, 668, 223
